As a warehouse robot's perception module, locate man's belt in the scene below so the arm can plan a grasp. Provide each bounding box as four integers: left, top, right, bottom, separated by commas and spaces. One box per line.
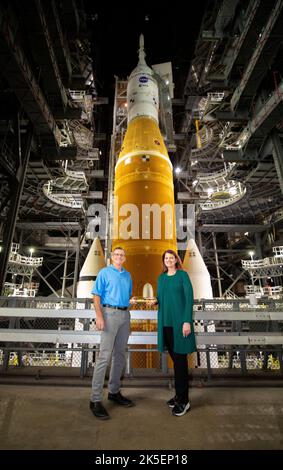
102, 304, 128, 311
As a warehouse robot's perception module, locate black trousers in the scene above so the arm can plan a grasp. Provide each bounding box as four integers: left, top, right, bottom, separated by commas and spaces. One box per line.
163, 327, 189, 404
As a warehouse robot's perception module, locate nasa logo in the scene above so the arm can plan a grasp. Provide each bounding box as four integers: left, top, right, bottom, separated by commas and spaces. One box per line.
139, 76, 148, 84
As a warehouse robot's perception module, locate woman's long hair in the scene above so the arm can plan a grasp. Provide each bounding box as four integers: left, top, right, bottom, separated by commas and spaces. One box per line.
162, 249, 183, 273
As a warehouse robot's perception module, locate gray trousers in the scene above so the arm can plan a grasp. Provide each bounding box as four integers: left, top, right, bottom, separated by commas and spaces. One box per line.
91, 307, 130, 402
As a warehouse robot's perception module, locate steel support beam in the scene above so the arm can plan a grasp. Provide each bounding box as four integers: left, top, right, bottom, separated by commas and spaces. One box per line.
34, 268, 60, 297
231, 0, 283, 111
72, 229, 81, 298
223, 148, 259, 162
197, 231, 204, 257
61, 248, 69, 298
0, 6, 61, 155
0, 121, 33, 294
271, 131, 283, 194
21, 0, 68, 115
223, 270, 246, 297
46, 0, 72, 86
212, 232, 222, 297
198, 224, 269, 233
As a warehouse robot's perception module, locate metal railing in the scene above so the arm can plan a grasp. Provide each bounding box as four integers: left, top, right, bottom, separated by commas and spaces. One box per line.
245, 285, 283, 298
8, 243, 43, 267
0, 297, 282, 379
42, 169, 88, 209
242, 247, 283, 271
197, 163, 236, 183
200, 181, 247, 210
4, 282, 40, 298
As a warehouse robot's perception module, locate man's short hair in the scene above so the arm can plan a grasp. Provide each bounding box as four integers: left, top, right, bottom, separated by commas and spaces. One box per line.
112, 246, 125, 254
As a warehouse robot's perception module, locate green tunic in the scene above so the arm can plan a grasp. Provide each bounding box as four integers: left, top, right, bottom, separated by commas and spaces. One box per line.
157, 270, 197, 354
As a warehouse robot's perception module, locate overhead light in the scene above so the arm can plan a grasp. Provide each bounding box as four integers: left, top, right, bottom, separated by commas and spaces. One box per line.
207, 188, 213, 196
175, 167, 182, 174
229, 187, 237, 196
244, 232, 249, 236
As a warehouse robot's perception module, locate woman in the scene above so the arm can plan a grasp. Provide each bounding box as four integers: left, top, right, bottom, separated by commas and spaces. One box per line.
148, 249, 196, 417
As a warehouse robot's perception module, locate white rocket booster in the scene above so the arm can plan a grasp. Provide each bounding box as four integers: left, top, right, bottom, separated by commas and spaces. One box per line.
182, 238, 213, 300
182, 238, 218, 368
76, 237, 106, 300
73, 238, 106, 367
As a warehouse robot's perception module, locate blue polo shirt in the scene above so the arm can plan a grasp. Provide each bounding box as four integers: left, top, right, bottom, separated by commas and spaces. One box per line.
91, 265, 132, 307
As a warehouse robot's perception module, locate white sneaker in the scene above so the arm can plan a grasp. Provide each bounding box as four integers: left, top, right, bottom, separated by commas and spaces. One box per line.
167, 396, 177, 408
172, 402, 191, 416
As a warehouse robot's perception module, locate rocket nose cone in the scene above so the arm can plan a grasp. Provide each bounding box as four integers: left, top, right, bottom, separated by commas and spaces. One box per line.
182, 238, 213, 299
186, 238, 196, 251
183, 238, 207, 272
79, 237, 106, 279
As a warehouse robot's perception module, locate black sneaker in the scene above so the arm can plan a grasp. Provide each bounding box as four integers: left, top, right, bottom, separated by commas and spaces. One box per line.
108, 391, 134, 407
172, 402, 190, 417
166, 396, 178, 408
89, 401, 110, 420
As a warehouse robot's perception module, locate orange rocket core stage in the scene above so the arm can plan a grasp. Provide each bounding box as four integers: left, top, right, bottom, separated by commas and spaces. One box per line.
112, 115, 177, 296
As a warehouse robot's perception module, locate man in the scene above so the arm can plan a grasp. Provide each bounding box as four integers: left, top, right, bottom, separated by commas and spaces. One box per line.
90, 247, 136, 419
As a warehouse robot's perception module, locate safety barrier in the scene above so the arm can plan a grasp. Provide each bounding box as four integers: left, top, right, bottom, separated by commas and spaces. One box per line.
0, 297, 282, 378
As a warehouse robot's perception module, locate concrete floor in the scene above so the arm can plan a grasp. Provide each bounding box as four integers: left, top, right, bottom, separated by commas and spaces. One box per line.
0, 384, 282, 450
